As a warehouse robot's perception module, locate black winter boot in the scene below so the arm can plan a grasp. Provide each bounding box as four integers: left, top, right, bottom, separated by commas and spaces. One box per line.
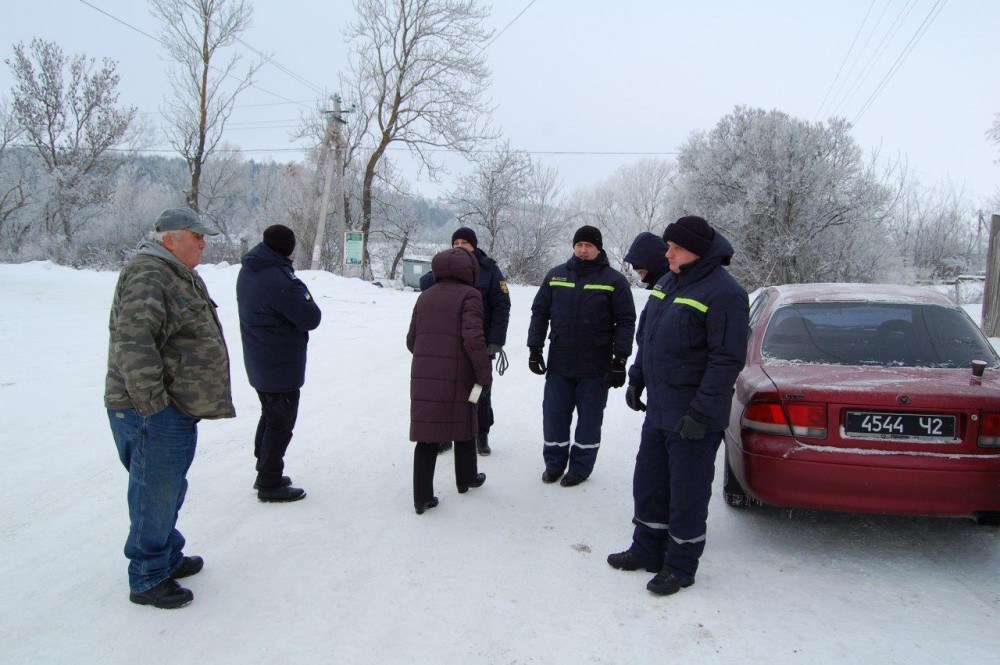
170, 555, 204, 579
253, 475, 291, 490
415, 496, 439, 515
476, 431, 491, 456
646, 571, 695, 596
560, 472, 586, 487
607, 550, 661, 573
457, 473, 486, 493
129, 578, 193, 609
258, 485, 306, 503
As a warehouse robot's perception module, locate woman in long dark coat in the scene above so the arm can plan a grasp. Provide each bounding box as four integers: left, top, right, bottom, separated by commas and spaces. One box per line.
406, 248, 493, 514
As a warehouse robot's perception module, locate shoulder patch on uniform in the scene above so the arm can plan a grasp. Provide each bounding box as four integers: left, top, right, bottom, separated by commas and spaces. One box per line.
500, 280, 509, 294
305, 292, 312, 301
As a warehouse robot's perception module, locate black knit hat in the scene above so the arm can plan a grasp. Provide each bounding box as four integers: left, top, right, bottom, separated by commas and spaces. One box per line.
263, 224, 296, 257
451, 227, 478, 249
572, 225, 603, 251
662, 216, 714, 257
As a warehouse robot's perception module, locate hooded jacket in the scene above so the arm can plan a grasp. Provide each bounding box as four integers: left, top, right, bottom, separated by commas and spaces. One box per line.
407, 248, 493, 442
527, 251, 636, 377
628, 230, 749, 431
105, 240, 235, 419
419, 247, 511, 346
624, 232, 670, 289
236, 242, 322, 393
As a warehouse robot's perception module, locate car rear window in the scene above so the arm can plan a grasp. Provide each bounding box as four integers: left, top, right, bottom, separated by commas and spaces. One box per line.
761, 302, 999, 368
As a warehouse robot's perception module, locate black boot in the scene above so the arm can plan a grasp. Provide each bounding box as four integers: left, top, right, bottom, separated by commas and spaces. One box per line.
253, 475, 291, 490
607, 550, 661, 573
646, 571, 695, 596
457, 472, 486, 494
170, 555, 204, 579
541, 469, 564, 484
560, 472, 586, 487
415, 497, 439, 515
258, 485, 306, 502
129, 578, 193, 609
476, 431, 491, 456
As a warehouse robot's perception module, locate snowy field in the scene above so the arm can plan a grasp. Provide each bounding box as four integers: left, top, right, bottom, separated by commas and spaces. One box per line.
1, 261, 999, 664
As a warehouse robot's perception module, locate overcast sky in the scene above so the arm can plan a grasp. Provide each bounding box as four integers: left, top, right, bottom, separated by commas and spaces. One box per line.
2, 0, 998, 206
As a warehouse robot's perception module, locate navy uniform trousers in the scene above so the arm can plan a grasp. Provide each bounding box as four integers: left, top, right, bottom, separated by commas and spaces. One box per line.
631, 419, 722, 580
542, 372, 609, 478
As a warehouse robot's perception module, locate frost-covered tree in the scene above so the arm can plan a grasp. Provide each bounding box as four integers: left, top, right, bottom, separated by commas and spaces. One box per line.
344, 0, 495, 277
450, 141, 532, 255
0, 98, 28, 242
674, 106, 899, 289
5, 38, 136, 243
498, 162, 573, 284
149, 0, 261, 213
891, 183, 982, 282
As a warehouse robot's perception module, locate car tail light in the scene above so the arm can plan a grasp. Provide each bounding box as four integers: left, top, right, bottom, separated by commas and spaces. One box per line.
980, 412, 1000, 447
742, 401, 827, 439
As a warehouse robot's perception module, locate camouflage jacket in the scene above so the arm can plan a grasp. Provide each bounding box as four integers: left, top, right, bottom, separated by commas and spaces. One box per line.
104, 241, 236, 419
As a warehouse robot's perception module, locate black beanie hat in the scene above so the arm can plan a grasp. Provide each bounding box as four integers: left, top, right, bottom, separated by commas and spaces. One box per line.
572, 225, 603, 251
263, 224, 296, 257
662, 216, 714, 257
451, 227, 478, 249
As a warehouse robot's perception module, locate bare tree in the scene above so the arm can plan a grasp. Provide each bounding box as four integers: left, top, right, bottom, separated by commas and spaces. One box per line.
149, 0, 261, 212
0, 99, 28, 239
345, 0, 495, 276
450, 141, 531, 254
5, 38, 135, 241
500, 161, 574, 283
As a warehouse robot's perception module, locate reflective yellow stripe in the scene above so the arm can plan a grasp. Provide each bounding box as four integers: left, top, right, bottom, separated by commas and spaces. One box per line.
673, 297, 708, 313
583, 284, 614, 292
549, 281, 575, 288
650, 290, 666, 300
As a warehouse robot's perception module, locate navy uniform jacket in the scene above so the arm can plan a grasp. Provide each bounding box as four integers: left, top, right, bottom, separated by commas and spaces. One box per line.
527, 252, 636, 378
236, 242, 322, 393
419, 248, 511, 346
629, 231, 748, 431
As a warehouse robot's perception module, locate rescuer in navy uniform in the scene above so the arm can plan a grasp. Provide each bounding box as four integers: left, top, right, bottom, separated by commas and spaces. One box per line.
419, 227, 511, 456
526, 225, 636, 487
608, 215, 749, 597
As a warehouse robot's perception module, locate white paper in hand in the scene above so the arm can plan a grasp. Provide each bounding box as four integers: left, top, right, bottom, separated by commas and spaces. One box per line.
468, 384, 483, 404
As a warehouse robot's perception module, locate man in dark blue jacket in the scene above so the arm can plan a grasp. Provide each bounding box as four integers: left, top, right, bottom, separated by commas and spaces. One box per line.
527, 225, 636, 487
623, 231, 670, 289
420, 227, 511, 455
236, 225, 322, 503
607, 216, 748, 596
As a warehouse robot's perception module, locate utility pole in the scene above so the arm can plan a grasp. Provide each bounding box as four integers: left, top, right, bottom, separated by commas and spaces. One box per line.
982, 214, 1000, 337
310, 95, 349, 272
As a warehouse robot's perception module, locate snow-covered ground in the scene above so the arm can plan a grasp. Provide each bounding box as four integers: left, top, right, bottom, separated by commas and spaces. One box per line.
2, 261, 999, 664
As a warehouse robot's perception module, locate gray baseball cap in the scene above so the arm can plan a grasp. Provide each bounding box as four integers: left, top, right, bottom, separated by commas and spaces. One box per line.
154, 208, 220, 235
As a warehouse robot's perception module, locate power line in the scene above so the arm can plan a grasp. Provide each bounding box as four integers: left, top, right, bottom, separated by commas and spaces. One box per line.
851, 0, 947, 124
822, 0, 892, 119
815, 0, 876, 120
483, 0, 537, 49
76, 0, 304, 106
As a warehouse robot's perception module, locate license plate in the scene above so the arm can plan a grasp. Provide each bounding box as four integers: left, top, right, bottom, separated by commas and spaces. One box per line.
844, 411, 956, 440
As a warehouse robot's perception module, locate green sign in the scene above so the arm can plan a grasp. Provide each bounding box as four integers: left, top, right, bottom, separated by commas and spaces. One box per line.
344, 231, 364, 265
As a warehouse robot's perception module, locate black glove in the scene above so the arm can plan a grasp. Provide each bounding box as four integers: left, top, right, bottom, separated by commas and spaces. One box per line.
625, 384, 646, 412
675, 413, 708, 440
487, 343, 503, 358
528, 348, 547, 375
604, 357, 627, 389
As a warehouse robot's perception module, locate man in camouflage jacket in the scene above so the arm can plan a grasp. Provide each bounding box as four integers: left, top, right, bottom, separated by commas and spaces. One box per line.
105, 208, 235, 610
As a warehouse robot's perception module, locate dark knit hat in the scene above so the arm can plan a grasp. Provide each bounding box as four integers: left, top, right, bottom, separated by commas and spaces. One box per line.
572, 225, 603, 251
662, 216, 715, 257
263, 224, 296, 257
451, 227, 478, 249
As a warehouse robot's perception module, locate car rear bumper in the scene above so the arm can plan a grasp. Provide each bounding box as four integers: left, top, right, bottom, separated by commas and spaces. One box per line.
734, 438, 1000, 517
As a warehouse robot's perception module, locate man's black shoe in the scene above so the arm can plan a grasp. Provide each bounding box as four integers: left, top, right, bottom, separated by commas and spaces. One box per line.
258, 485, 306, 503
129, 578, 193, 609
607, 550, 661, 573
415, 497, 439, 515
646, 571, 695, 596
437, 442, 453, 455
560, 472, 586, 487
170, 555, 204, 579
476, 432, 491, 456
253, 475, 291, 490
541, 469, 564, 484
457, 472, 486, 494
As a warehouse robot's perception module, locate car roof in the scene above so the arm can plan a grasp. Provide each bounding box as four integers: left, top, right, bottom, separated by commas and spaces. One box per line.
766, 282, 957, 308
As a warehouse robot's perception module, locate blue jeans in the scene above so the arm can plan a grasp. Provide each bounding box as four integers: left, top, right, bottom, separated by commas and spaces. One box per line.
108, 405, 198, 592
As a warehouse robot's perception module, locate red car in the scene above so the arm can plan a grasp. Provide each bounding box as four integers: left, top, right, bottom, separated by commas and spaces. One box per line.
723, 283, 1000, 523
